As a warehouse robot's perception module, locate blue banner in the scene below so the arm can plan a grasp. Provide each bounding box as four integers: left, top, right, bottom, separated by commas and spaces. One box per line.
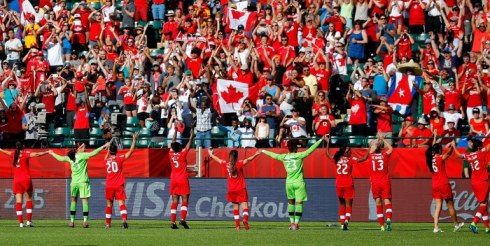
66, 179, 339, 221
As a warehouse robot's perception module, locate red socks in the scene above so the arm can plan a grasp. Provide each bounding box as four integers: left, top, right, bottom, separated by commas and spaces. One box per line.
105, 206, 112, 224
376, 205, 384, 226
346, 207, 352, 222
16, 202, 23, 224
473, 204, 487, 224
181, 202, 188, 221
170, 203, 177, 223
120, 205, 128, 220
26, 201, 33, 222
339, 206, 346, 224
233, 209, 240, 227
385, 204, 393, 220
242, 208, 249, 222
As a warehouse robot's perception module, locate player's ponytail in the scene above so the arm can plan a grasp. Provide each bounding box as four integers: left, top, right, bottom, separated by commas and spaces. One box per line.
334, 145, 347, 164
425, 143, 442, 173
68, 149, 76, 162
228, 150, 238, 177
13, 141, 23, 167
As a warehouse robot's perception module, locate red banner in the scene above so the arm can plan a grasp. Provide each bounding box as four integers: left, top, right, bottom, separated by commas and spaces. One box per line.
0, 148, 469, 178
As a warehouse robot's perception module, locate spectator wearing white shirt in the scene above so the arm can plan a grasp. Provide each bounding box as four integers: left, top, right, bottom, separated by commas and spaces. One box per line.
442, 104, 463, 129
101, 0, 116, 23
281, 108, 308, 147
4, 29, 23, 68
238, 118, 256, 148
45, 31, 64, 73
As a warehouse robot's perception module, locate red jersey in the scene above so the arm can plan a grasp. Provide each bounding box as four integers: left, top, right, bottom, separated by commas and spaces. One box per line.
41, 91, 55, 113
462, 149, 489, 183
422, 89, 437, 115
162, 21, 179, 40
314, 114, 335, 136
185, 57, 203, 78
105, 155, 126, 186
256, 45, 275, 69
430, 118, 445, 136
412, 127, 433, 145
11, 150, 32, 180
377, 107, 393, 132
431, 154, 449, 187
469, 118, 487, 135
121, 87, 135, 105
335, 156, 357, 187
312, 68, 330, 91
221, 160, 246, 191
443, 89, 461, 111
66, 92, 76, 111
89, 21, 102, 42
348, 97, 367, 125
369, 152, 390, 183
169, 148, 189, 180
73, 106, 90, 129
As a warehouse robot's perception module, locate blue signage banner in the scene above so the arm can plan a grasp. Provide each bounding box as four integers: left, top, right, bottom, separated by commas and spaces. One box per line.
66, 179, 339, 221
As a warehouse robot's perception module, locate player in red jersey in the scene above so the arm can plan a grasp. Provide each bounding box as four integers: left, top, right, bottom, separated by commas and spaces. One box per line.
326, 137, 362, 231
208, 149, 261, 230
452, 136, 490, 233
168, 128, 194, 229
425, 133, 464, 233
103, 133, 138, 229
358, 133, 393, 231
0, 142, 49, 227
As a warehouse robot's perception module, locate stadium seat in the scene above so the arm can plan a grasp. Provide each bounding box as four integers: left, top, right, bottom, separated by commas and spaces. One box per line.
90, 2, 101, 10
343, 125, 353, 135
90, 120, 99, 128
122, 138, 133, 148
150, 136, 166, 148
139, 128, 151, 137
123, 130, 137, 137
136, 138, 151, 148
347, 136, 363, 147
63, 138, 76, 148
329, 136, 344, 147
150, 49, 165, 57
331, 124, 344, 136
115, 1, 123, 10
126, 117, 140, 127
89, 127, 103, 137
89, 138, 105, 147
392, 123, 402, 136
417, 33, 429, 43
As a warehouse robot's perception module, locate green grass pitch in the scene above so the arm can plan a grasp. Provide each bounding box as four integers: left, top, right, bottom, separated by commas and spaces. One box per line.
0, 220, 488, 245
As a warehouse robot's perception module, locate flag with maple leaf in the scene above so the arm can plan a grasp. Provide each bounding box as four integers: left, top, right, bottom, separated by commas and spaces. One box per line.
215, 79, 259, 114
387, 72, 423, 115
227, 7, 256, 32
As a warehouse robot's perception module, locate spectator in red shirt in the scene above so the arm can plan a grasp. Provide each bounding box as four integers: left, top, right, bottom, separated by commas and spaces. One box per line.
73, 101, 91, 145
88, 11, 103, 47
440, 121, 460, 145
162, 10, 179, 41
346, 84, 367, 136
372, 98, 393, 144
134, 0, 149, 22
178, 41, 204, 78
412, 118, 433, 148
0, 94, 27, 146
314, 104, 336, 137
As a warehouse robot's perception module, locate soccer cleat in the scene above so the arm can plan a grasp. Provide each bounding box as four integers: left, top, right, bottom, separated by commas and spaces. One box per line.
68, 222, 75, 228
170, 223, 179, 229
235, 226, 240, 231
26, 221, 34, 227
342, 221, 349, 231
485, 228, 490, 233
289, 223, 296, 230
105, 224, 111, 229
179, 220, 190, 229
82, 222, 89, 228
469, 223, 478, 234
433, 228, 443, 233
295, 224, 300, 230
123, 219, 128, 229
453, 222, 464, 232
386, 219, 392, 231
19, 223, 24, 228
243, 220, 250, 230
380, 226, 385, 231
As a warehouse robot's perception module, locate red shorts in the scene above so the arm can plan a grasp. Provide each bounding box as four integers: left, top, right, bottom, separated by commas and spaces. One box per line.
336, 185, 355, 199
170, 179, 190, 195
432, 183, 453, 200
106, 185, 127, 200
472, 181, 490, 203
134, 6, 148, 21
227, 188, 249, 203
371, 181, 392, 199
13, 179, 32, 194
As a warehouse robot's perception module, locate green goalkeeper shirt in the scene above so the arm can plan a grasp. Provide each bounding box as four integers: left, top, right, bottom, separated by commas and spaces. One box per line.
262, 139, 323, 184
52, 146, 105, 184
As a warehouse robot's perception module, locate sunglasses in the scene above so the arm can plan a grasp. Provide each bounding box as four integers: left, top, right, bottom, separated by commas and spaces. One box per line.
380, 17, 386, 20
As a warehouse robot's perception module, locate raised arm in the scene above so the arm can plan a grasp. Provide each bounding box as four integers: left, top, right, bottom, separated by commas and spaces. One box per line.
450, 141, 462, 158
261, 149, 284, 161
185, 128, 195, 150
243, 151, 262, 166
30, 151, 50, 158
49, 151, 71, 162
81, 142, 111, 159
325, 135, 333, 159
208, 149, 224, 163
378, 132, 393, 155
297, 138, 324, 159
125, 132, 139, 160
0, 148, 11, 156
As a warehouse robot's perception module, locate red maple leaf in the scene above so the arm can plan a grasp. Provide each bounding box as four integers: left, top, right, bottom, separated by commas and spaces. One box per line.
221, 84, 244, 108
231, 9, 246, 20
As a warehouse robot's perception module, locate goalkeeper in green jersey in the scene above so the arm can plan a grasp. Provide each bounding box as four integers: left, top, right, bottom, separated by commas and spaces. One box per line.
49, 142, 110, 228
261, 136, 327, 230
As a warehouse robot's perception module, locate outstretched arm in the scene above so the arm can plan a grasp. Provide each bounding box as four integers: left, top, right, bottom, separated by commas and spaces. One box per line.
442, 144, 454, 161
125, 133, 139, 160
0, 148, 11, 156
49, 151, 71, 162
30, 151, 50, 158
325, 136, 333, 159
81, 142, 111, 159
243, 151, 261, 166
208, 149, 224, 163
185, 128, 194, 150
261, 149, 285, 161
296, 138, 324, 159
451, 141, 462, 158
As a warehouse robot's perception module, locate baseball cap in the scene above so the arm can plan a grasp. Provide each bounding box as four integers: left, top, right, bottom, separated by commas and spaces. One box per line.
473, 107, 481, 114
184, 70, 192, 76
76, 72, 83, 78
405, 116, 414, 122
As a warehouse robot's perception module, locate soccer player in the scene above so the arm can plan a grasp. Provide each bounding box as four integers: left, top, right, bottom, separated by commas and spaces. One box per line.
103, 133, 138, 229
49, 142, 110, 228
168, 128, 194, 229
261, 136, 327, 230
358, 133, 394, 231
425, 133, 464, 233
325, 138, 361, 231
208, 149, 261, 230
451, 137, 490, 233
0, 142, 49, 227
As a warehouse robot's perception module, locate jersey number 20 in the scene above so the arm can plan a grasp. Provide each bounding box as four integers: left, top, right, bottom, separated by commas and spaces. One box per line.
106, 161, 119, 173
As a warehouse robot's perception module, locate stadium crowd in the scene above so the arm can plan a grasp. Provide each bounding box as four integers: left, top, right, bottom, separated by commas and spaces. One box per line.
0, 0, 488, 149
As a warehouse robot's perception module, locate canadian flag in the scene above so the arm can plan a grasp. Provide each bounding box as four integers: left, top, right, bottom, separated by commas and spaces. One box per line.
387, 72, 423, 115
228, 7, 256, 32
214, 79, 259, 114
20, 0, 36, 25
